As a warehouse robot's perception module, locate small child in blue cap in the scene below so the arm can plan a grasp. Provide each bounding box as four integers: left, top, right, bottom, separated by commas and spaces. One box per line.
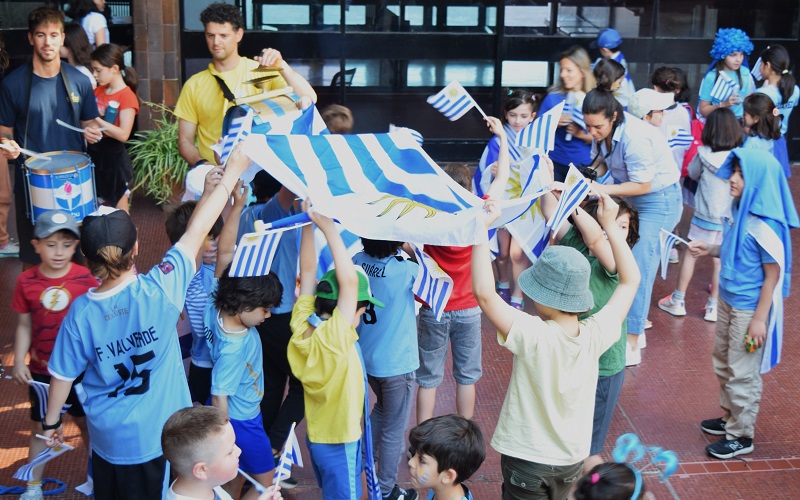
592, 28, 636, 107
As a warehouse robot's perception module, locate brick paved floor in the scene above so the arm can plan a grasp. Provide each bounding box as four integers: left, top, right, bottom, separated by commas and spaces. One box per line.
2, 171, 800, 499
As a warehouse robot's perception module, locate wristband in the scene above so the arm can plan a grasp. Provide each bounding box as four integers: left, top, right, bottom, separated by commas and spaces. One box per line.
41, 415, 62, 431
194, 159, 209, 169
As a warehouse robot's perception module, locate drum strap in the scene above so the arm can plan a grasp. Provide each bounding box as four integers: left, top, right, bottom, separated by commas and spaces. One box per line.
213, 75, 237, 104
22, 63, 81, 151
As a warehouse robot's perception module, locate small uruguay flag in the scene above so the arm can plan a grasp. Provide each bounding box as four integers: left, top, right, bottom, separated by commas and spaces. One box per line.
29, 380, 72, 421
228, 226, 284, 278
659, 229, 689, 280
516, 101, 565, 152
565, 91, 586, 141
427, 81, 486, 121
547, 164, 591, 235
667, 126, 693, 149
411, 244, 454, 321
212, 109, 252, 166
389, 123, 424, 145
13, 443, 75, 481
709, 72, 737, 103
273, 422, 304, 486
751, 56, 763, 81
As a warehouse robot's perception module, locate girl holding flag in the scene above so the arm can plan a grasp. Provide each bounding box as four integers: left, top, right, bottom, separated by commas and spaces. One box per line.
754, 44, 798, 177
582, 83, 682, 367
540, 46, 596, 182
688, 149, 798, 459
698, 28, 755, 120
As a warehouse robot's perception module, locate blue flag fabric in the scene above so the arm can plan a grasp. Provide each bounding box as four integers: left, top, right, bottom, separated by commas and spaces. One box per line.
411, 245, 454, 321
516, 101, 564, 152
228, 228, 284, 278
667, 126, 693, 149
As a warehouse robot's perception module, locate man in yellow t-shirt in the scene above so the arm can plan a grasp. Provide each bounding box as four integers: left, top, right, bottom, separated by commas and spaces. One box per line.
174, 2, 316, 167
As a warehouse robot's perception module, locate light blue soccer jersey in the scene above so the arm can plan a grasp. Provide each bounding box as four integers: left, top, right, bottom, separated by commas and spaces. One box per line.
260, 196, 298, 315
756, 84, 799, 136
185, 263, 215, 367
206, 279, 264, 421
353, 251, 419, 377
48, 245, 194, 465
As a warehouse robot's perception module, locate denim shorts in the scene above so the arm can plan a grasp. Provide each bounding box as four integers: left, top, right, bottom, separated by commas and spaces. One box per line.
416, 306, 482, 388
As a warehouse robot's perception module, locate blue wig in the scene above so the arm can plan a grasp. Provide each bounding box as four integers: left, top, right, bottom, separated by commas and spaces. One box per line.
707, 28, 754, 75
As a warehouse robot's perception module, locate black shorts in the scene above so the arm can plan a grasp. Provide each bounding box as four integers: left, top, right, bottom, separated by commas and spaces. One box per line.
187, 363, 212, 405
29, 372, 85, 421
92, 453, 168, 500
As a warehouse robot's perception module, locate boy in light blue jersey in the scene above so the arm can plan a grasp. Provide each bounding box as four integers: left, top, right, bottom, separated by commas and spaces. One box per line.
208, 182, 283, 499
353, 239, 419, 500
41, 145, 253, 500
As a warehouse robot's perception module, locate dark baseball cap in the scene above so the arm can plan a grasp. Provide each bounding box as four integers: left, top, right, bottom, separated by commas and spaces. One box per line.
80, 209, 137, 261
34, 210, 80, 239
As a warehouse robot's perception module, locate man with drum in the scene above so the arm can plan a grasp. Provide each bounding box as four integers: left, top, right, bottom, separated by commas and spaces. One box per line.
0, 7, 102, 268
174, 3, 317, 490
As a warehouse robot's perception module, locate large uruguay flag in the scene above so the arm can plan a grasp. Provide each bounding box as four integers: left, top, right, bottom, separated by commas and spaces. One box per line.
504, 155, 551, 263
240, 132, 547, 246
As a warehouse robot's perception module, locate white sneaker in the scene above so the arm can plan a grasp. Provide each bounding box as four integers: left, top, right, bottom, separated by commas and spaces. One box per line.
626, 342, 641, 367
639, 332, 647, 349
669, 247, 679, 264
658, 294, 687, 316
704, 302, 718, 322
0, 240, 19, 258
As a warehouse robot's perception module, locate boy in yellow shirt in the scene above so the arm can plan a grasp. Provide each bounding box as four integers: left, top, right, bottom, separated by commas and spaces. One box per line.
288, 200, 383, 499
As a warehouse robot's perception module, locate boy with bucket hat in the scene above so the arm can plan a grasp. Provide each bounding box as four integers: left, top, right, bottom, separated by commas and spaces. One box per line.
471, 192, 641, 500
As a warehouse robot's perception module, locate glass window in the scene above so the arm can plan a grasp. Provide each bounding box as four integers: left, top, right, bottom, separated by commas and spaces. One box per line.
501, 61, 550, 89
407, 60, 494, 87
657, 0, 799, 39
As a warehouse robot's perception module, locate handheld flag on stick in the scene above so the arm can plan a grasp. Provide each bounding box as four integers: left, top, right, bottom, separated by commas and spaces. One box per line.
427, 81, 486, 121
546, 164, 591, 235
751, 57, 763, 81
13, 443, 75, 481
29, 380, 72, 421
228, 226, 285, 278
389, 124, 424, 146
213, 109, 253, 166
659, 229, 689, 280
239, 469, 266, 495
565, 92, 586, 141
709, 72, 737, 103
516, 101, 565, 152
411, 244, 454, 321
667, 126, 693, 149
273, 422, 304, 486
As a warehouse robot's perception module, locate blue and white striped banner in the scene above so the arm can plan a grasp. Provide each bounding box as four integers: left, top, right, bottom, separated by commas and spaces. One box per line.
411, 244, 453, 321
709, 72, 737, 103
13, 442, 75, 481
389, 123, 424, 146
214, 110, 252, 165
427, 81, 481, 121
273, 422, 303, 486
547, 164, 591, 235
516, 101, 564, 152
667, 126, 694, 149
503, 155, 551, 263
228, 228, 285, 278
659, 229, 689, 280
29, 380, 72, 421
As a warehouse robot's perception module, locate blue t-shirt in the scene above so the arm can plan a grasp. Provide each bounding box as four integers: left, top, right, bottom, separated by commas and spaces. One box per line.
185, 263, 215, 367
0, 63, 98, 156
426, 484, 473, 500
48, 245, 194, 465
238, 202, 267, 239
699, 69, 755, 118
353, 251, 419, 377
260, 196, 298, 315
719, 209, 779, 310
206, 279, 264, 421
539, 92, 592, 167
756, 84, 799, 136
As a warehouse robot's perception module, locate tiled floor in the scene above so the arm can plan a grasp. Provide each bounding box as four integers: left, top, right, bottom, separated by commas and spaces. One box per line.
2, 173, 800, 499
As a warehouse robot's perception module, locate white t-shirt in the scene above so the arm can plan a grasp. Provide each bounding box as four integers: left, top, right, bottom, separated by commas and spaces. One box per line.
81, 12, 108, 48
491, 307, 619, 465
165, 482, 233, 500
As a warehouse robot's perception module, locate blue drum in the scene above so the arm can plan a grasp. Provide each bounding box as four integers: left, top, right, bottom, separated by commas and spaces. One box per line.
25, 151, 97, 223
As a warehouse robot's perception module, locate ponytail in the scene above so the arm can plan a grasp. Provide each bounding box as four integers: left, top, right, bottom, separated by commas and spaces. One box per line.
593, 59, 625, 92
651, 66, 691, 103
91, 43, 138, 94
583, 84, 624, 127
761, 44, 796, 103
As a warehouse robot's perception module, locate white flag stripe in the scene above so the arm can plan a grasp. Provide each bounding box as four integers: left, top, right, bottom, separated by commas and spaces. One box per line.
516, 101, 564, 151
229, 229, 286, 277
709, 72, 737, 103
659, 229, 688, 280
273, 422, 303, 486
751, 57, 763, 81
13, 443, 74, 481
547, 165, 591, 235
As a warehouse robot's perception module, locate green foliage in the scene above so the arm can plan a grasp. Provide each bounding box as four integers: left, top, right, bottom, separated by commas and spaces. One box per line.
128, 102, 188, 204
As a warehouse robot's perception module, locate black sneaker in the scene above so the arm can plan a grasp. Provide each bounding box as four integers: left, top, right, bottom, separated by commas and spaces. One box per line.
700, 417, 727, 436
706, 436, 754, 459
384, 484, 419, 500
278, 476, 298, 489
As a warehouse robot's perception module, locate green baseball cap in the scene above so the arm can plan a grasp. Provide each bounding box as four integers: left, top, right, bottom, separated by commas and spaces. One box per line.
318, 265, 385, 308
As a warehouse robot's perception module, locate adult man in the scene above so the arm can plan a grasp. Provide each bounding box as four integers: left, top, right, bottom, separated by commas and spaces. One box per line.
0, 7, 101, 267
174, 2, 316, 168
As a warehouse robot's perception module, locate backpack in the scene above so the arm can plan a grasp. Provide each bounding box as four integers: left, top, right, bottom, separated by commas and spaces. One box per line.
681, 104, 704, 178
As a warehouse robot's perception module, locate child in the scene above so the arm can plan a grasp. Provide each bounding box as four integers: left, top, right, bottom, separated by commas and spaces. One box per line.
164, 182, 225, 404
40, 145, 252, 499
541, 184, 640, 474
652, 67, 694, 179
755, 44, 799, 178
407, 414, 486, 500
12, 210, 97, 500
689, 149, 798, 459
288, 199, 384, 498
61, 23, 96, 87
574, 462, 647, 500
161, 406, 282, 500
473, 90, 538, 309
698, 28, 755, 119
207, 182, 283, 499
627, 88, 674, 129
592, 58, 625, 97
353, 238, 419, 500
320, 104, 354, 134
659, 108, 742, 322
741, 93, 788, 173
88, 43, 139, 212
416, 116, 509, 423
471, 191, 640, 498
591, 28, 635, 107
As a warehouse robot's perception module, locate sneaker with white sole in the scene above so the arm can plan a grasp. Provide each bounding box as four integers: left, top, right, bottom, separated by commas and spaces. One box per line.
669, 247, 679, 264
639, 332, 647, 349
625, 342, 641, 367
704, 302, 718, 322
658, 294, 686, 316
706, 436, 753, 459
700, 417, 727, 436
645, 320, 653, 330
0, 240, 19, 258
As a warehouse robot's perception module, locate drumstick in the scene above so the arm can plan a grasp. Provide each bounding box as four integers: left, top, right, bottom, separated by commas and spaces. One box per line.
56, 119, 108, 134
0, 143, 51, 161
